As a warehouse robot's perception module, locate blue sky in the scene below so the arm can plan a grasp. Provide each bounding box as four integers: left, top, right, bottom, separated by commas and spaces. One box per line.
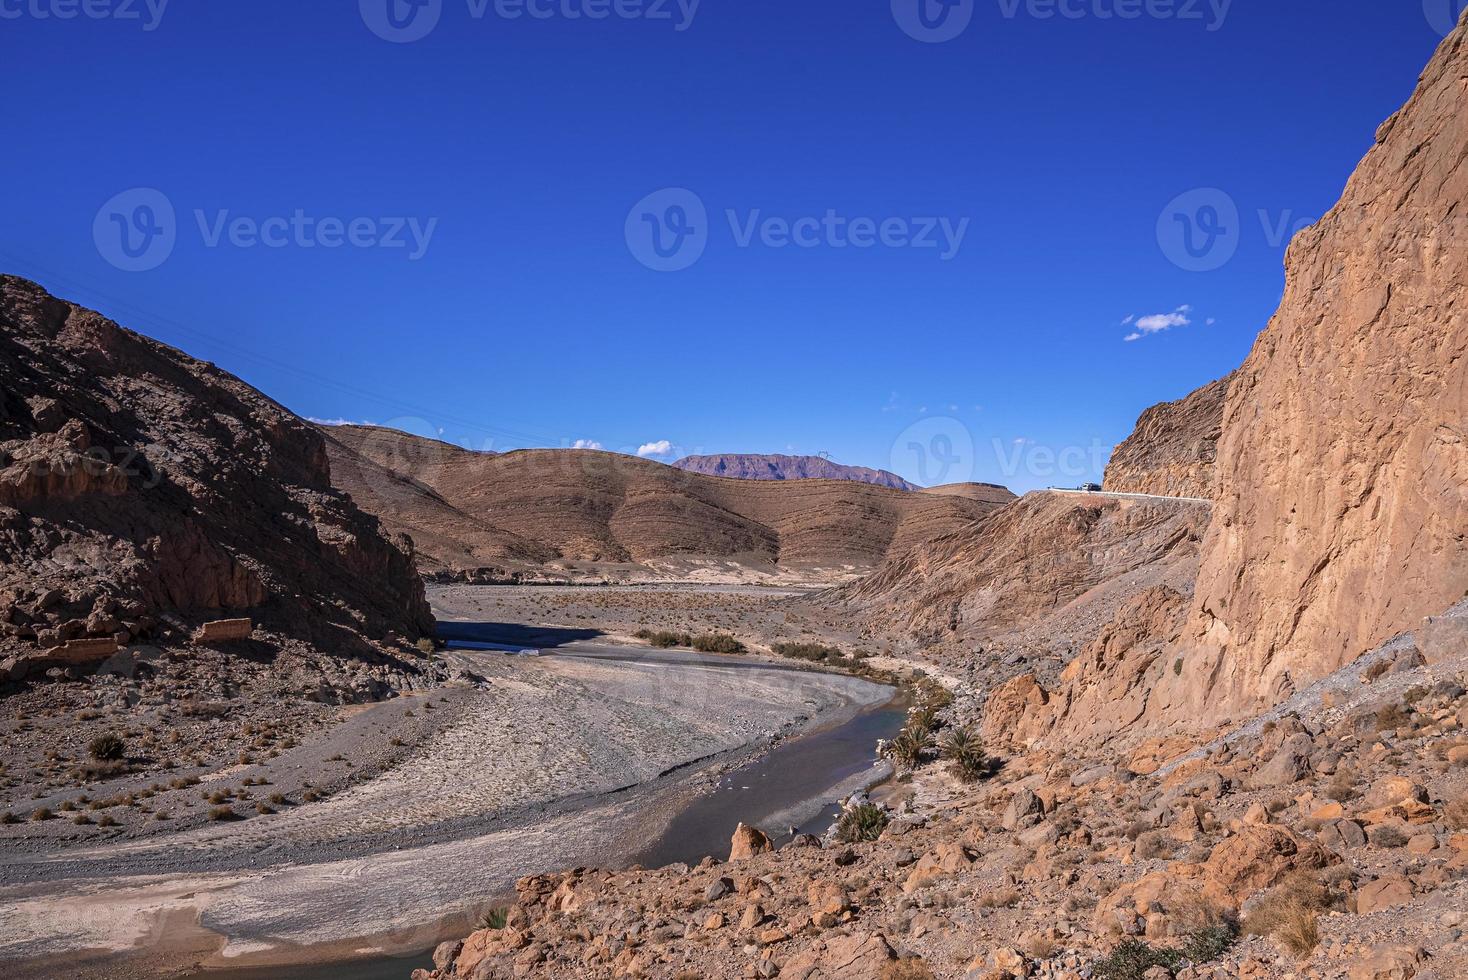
1, 0, 1456, 492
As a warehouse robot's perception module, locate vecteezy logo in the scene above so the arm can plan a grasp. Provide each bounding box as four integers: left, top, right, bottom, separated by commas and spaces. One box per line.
890, 417, 975, 487
1424, 0, 1468, 37
625, 188, 708, 272
360, 0, 442, 43
93, 188, 176, 272
1156, 188, 1240, 272
891, 0, 974, 43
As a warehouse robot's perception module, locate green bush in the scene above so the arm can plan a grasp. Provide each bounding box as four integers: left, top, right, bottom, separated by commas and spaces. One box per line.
771, 641, 845, 663
1094, 927, 1236, 980
885, 727, 934, 772
639, 630, 692, 649
88, 733, 126, 761
941, 728, 989, 782
692, 633, 745, 654
476, 906, 509, 931
836, 803, 889, 843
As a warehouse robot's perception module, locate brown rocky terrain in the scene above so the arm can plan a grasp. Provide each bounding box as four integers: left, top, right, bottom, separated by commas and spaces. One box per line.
323, 425, 1014, 583
1143, 20, 1468, 729
1103, 374, 1233, 499
674, 454, 923, 492
829, 491, 1210, 703
420, 599, 1468, 980
0, 276, 434, 687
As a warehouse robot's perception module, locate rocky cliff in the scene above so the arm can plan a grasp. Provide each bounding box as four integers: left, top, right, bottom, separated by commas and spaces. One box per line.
1147, 21, 1468, 726
1103, 373, 1233, 499
673, 453, 922, 491
0, 276, 434, 667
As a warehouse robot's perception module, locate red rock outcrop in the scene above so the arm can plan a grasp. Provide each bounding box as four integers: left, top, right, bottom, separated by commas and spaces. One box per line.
1153, 19, 1468, 725
0, 276, 433, 664
1103, 373, 1233, 499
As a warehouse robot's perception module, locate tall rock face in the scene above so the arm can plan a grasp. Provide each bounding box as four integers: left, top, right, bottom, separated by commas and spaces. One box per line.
673, 454, 922, 491
0, 277, 434, 658
1153, 22, 1468, 725
1104, 373, 1233, 499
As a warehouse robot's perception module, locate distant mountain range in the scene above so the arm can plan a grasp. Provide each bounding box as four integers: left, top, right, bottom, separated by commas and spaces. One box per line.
673, 453, 922, 491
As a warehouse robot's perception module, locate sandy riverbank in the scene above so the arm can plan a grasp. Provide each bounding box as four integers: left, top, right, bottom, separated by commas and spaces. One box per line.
0, 637, 892, 979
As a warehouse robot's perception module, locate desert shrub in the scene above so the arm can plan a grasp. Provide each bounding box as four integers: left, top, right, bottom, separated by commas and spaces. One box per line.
0, 812, 18, 825
771, 641, 844, 662
30, 807, 54, 822
1273, 909, 1320, 960
1180, 925, 1238, 962
692, 633, 745, 654
977, 888, 1021, 909
72, 813, 93, 825
88, 733, 126, 761
880, 959, 935, 980
1135, 830, 1176, 861
1375, 702, 1410, 732
208, 806, 236, 821
1243, 872, 1337, 959
1369, 824, 1409, 848
641, 630, 692, 649
96, 814, 118, 827
941, 728, 990, 782
1094, 939, 1184, 980
476, 906, 509, 931
836, 803, 889, 843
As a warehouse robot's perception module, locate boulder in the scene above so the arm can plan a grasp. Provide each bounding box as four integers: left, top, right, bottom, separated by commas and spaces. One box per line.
1347, 945, 1427, 980
1317, 818, 1368, 851
1002, 788, 1045, 830
729, 822, 773, 861
1357, 875, 1414, 915
780, 932, 895, 979
1202, 826, 1338, 905
192, 618, 253, 644
1251, 733, 1314, 788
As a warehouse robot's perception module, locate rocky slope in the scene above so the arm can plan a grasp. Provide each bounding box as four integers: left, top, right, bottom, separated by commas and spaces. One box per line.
1103, 374, 1233, 499
324, 425, 1014, 582
834, 491, 1208, 666
674, 454, 922, 491
1149, 20, 1468, 728
0, 276, 434, 680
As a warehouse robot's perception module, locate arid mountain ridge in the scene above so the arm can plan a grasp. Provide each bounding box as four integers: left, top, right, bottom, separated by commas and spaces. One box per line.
322, 424, 1016, 583
673, 453, 923, 491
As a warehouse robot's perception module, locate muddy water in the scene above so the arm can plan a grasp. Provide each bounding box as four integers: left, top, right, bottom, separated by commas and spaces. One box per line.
632, 696, 905, 869
200, 657, 901, 980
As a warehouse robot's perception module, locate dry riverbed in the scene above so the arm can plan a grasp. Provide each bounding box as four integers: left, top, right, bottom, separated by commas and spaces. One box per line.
0, 585, 894, 979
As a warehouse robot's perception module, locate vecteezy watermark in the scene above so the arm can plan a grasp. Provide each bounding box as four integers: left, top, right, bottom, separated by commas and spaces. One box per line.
626, 188, 970, 272
1158, 185, 1468, 272
1424, 0, 1468, 37
892, 0, 975, 43
995, 0, 1232, 31
1156, 187, 1240, 272
893, 0, 1232, 42
94, 188, 439, 271
359, 0, 700, 43
93, 188, 177, 272
991, 437, 1109, 481
0, 0, 169, 30
625, 188, 709, 272
891, 417, 977, 486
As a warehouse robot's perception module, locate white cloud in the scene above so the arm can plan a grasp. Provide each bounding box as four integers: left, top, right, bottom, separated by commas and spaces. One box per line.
1123, 305, 1193, 342
1121, 314, 1135, 325
637, 440, 674, 458
1206, 317, 1217, 326
308, 416, 372, 427
572, 439, 603, 451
